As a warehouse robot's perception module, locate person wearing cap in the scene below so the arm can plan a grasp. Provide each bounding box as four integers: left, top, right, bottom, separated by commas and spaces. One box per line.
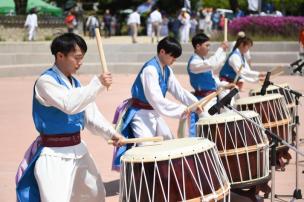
187, 32, 231, 136
178, 7, 191, 43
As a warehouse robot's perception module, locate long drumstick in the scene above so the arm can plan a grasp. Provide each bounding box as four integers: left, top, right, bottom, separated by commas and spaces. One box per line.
233, 64, 244, 84
107, 136, 163, 145
224, 18, 228, 42
187, 89, 223, 112
95, 28, 109, 73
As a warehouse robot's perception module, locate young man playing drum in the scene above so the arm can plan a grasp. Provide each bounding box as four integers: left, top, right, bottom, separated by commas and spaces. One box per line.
187, 33, 231, 137
16, 33, 124, 202
113, 36, 198, 169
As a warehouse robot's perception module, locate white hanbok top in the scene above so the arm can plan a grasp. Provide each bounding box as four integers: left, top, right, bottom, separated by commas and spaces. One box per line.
189, 47, 228, 87
141, 57, 198, 119
228, 48, 259, 83
24, 13, 38, 28
34, 65, 116, 159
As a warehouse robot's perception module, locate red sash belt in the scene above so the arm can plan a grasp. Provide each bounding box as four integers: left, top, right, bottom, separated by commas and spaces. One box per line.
194, 90, 216, 97
131, 98, 154, 110
40, 132, 81, 147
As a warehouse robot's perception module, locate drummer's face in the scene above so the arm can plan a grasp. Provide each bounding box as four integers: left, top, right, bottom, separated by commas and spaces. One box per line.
158, 49, 177, 67
196, 41, 210, 57
239, 43, 252, 54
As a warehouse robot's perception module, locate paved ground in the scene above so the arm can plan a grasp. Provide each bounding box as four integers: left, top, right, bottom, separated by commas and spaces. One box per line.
0, 73, 303, 202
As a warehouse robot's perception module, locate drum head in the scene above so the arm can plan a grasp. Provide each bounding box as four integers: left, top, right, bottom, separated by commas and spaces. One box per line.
121, 137, 215, 163
197, 110, 259, 125
249, 83, 289, 94
235, 94, 283, 105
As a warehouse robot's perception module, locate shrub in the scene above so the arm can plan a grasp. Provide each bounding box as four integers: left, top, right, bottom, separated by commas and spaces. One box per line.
229, 16, 304, 38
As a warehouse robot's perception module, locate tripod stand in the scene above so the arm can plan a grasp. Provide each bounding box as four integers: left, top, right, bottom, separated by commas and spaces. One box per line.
269, 84, 304, 201
223, 104, 304, 202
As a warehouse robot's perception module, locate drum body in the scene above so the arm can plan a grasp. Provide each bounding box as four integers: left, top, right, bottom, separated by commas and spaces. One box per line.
120, 138, 230, 202
196, 111, 270, 188
249, 84, 296, 139
235, 94, 292, 148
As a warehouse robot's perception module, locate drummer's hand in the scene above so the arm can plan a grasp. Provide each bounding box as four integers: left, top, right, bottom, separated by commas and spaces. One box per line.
220, 41, 229, 51
258, 72, 266, 81
111, 133, 125, 147
181, 108, 191, 119
224, 83, 238, 89
196, 105, 204, 115
99, 72, 112, 88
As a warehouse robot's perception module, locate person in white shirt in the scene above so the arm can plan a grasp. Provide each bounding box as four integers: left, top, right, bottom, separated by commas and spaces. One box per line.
247, 0, 259, 14
187, 33, 231, 136
178, 7, 191, 43
16, 33, 124, 202
149, 7, 162, 43
219, 35, 266, 90
86, 15, 100, 38
127, 9, 141, 43
24, 8, 38, 41
112, 37, 198, 168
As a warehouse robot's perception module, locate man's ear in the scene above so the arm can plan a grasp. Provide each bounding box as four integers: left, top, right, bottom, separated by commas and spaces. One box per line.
56, 52, 64, 59
159, 49, 166, 55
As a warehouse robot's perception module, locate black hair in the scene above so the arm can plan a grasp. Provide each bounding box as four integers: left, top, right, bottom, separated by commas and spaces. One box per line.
191, 33, 209, 48
50, 33, 87, 57
232, 35, 253, 51
157, 37, 182, 58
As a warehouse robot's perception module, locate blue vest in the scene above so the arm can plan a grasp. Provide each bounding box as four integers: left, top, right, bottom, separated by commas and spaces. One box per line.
32, 68, 84, 135
220, 50, 245, 81
131, 57, 170, 103
187, 54, 217, 91
113, 57, 171, 169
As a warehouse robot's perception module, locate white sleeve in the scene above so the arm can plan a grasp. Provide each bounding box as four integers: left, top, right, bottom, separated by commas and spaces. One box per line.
167, 68, 198, 106
229, 54, 259, 83
141, 66, 189, 119
35, 75, 105, 114
189, 48, 226, 73
84, 102, 116, 140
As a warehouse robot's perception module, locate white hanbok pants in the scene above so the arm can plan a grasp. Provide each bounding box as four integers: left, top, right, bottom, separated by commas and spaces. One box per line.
131, 109, 173, 142
34, 152, 105, 202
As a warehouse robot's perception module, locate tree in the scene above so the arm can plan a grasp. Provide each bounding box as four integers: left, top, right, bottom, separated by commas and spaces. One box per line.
14, 0, 27, 14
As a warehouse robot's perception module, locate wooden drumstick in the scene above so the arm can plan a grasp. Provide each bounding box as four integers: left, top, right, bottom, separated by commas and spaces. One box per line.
224, 18, 228, 42
187, 89, 223, 112
95, 28, 110, 89
197, 88, 224, 109
107, 136, 164, 145
233, 64, 244, 84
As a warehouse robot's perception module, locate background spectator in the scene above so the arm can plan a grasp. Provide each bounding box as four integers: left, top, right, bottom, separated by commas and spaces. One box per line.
178, 7, 191, 43
127, 9, 141, 43
86, 15, 100, 39
103, 9, 112, 38
64, 10, 77, 33
24, 8, 38, 41
150, 6, 162, 43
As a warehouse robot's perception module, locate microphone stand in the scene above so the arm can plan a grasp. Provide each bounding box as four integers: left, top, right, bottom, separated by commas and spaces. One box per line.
222, 104, 304, 202
268, 83, 303, 200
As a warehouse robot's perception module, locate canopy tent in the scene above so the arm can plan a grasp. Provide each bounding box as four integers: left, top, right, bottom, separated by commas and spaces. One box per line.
27, 0, 62, 16
0, 0, 15, 15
